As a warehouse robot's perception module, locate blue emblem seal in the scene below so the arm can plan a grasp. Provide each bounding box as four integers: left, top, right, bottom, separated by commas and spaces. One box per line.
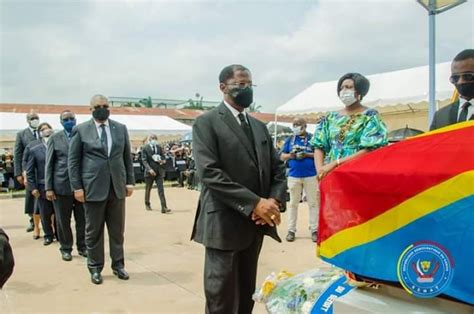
397, 241, 454, 298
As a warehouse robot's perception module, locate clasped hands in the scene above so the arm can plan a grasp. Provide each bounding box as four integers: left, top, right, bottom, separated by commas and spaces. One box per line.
251, 198, 281, 227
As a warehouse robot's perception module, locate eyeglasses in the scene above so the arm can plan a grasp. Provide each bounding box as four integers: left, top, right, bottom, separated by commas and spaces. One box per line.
62, 118, 75, 122
226, 82, 257, 89
449, 72, 474, 84
93, 104, 109, 109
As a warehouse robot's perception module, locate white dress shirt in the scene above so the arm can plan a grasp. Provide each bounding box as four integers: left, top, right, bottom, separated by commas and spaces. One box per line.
94, 119, 112, 156
457, 97, 473, 122
223, 100, 248, 125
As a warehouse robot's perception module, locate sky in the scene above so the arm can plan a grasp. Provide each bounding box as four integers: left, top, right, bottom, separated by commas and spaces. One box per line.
1, 0, 473, 112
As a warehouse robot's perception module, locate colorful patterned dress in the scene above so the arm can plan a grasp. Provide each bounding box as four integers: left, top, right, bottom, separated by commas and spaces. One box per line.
310, 108, 388, 164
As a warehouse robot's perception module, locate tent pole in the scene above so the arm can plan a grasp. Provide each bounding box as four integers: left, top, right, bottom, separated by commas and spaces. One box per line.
428, 0, 436, 128
273, 113, 278, 147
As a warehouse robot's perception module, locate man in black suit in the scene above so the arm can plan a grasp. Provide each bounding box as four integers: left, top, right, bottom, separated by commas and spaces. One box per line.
13, 112, 40, 232
191, 64, 287, 314
430, 49, 474, 130
45, 110, 86, 262
68, 94, 135, 285
26, 123, 55, 246
141, 134, 170, 213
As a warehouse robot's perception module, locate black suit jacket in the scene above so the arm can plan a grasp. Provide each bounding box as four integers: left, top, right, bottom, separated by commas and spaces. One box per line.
191, 103, 287, 251
430, 100, 474, 130
26, 141, 47, 192
13, 128, 38, 177
68, 119, 135, 202
141, 144, 166, 177
45, 130, 73, 195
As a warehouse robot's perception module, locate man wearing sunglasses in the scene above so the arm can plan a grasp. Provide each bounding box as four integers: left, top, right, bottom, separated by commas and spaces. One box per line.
68, 95, 135, 285
45, 110, 86, 262
430, 49, 474, 130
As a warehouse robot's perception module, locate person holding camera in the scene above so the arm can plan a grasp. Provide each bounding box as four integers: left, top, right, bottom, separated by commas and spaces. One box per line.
280, 118, 319, 242
142, 134, 171, 213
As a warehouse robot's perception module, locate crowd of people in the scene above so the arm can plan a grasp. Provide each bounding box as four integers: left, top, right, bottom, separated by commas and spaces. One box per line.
1, 49, 472, 313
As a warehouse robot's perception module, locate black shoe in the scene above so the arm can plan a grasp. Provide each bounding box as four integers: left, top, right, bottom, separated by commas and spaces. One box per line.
161, 208, 171, 213
311, 231, 318, 243
286, 231, 296, 242
26, 222, 34, 232
113, 268, 130, 280
61, 252, 72, 261
78, 250, 88, 257
145, 205, 152, 211
33, 234, 40, 240
91, 272, 103, 285
43, 238, 53, 246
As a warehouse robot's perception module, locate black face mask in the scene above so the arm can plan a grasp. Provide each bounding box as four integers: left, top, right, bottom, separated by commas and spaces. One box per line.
92, 107, 110, 121
228, 86, 253, 109
456, 83, 474, 99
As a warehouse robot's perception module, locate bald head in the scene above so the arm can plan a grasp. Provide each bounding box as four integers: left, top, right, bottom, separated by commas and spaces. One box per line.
90, 94, 109, 108
26, 112, 39, 121
292, 117, 307, 127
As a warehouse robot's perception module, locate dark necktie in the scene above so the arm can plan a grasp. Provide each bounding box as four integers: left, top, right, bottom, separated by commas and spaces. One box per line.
100, 124, 108, 155
458, 102, 471, 122
153, 146, 157, 154
33, 130, 37, 139
238, 113, 254, 146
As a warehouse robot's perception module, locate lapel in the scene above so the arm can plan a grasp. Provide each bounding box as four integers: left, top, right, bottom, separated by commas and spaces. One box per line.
218, 103, 258, 166
449, 100, 460, 124
25, 128, 35, 141
59, 131, 69, 151
88, 119, 107, 157
109, 119, 117, 156
248, 116, 265, 167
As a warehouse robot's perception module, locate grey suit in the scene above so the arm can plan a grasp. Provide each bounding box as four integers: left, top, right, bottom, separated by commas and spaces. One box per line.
14, 128, 38, 215
45, 130, 85, 254
141, 144, 167, 209
430, 100, 474, 130
191, 103, 287, 313
68, 119, 135, 272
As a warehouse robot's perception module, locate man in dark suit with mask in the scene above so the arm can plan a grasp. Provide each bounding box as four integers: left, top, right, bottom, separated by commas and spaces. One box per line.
430, 49, 474, 130
191, 64, 287, 314
26, 123, 55, 246
141, 134, 170, 213
46, 110, 86, 262
68, 94, 135, 285
14, 112, 41, 232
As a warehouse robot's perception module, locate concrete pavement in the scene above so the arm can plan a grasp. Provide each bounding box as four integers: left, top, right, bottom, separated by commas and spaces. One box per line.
0, 187, 324, 313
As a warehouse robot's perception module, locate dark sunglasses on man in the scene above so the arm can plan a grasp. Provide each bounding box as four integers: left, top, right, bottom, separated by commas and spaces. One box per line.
449, 72, 474, 84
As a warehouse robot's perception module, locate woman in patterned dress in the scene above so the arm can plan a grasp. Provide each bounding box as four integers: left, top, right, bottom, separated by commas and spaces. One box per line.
311, 73, 388, 181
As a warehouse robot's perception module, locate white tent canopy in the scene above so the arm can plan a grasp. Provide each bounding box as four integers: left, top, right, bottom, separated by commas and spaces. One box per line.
0, 113, 191, 134
276, 62, 454, 116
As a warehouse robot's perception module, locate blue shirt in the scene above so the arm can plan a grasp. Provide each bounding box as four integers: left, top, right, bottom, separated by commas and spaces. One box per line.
281, 133, 317, 178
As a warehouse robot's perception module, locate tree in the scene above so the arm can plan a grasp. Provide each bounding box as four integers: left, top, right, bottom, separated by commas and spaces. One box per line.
139, 96, 153, 108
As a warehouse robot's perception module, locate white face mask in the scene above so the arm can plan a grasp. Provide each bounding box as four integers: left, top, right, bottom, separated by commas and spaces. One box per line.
292, 126, 303, 136
339, 90, 358, 107
29, 119, 40, 129
40, 129, 53, 139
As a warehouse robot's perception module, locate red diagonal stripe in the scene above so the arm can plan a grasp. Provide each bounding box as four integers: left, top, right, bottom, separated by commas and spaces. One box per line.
318, 125, 474, 243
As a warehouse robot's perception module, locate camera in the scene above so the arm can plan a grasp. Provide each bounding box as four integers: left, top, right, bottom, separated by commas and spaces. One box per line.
291, 145, 306, 160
